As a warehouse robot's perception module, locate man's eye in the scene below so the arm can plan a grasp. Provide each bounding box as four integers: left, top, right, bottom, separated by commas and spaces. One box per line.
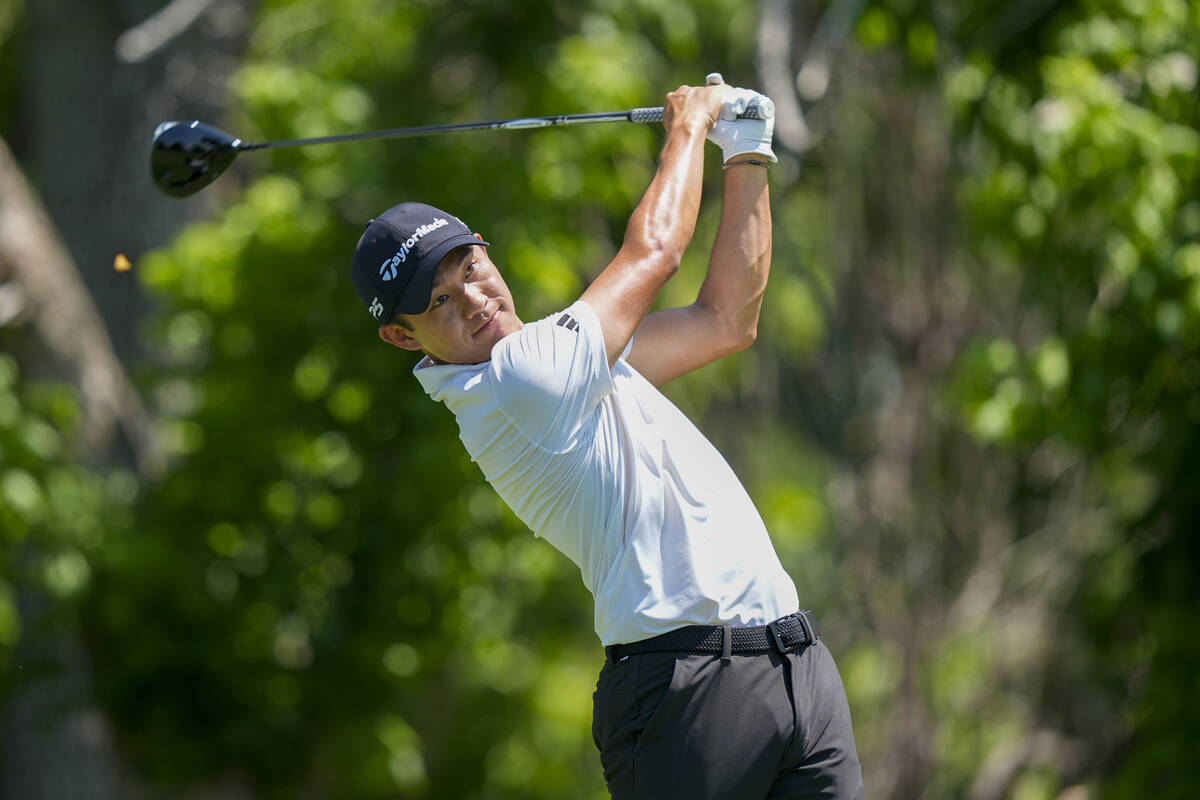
466, 262, 476, 274
431, 295, 448, 309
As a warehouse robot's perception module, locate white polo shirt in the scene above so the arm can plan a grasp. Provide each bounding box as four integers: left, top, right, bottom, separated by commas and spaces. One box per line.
414, 299, 798, 646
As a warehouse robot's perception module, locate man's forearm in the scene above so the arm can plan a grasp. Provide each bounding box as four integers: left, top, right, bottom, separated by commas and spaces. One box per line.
580, 83, 723, 366
695, 161, 772, 347
616, 122, 708, 274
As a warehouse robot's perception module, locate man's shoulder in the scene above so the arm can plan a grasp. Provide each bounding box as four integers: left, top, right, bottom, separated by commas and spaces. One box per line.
491, 300, 596, 365
548, 306, 584, 334
520, 300, 595, 337
486, 299, 613, 425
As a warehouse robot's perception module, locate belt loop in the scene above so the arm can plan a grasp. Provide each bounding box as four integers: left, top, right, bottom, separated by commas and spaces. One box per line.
721, 626, 732, 664
798, 610, 820, 646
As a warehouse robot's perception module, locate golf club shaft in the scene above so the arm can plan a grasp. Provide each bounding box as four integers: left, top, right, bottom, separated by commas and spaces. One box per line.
238, 110, 661, 151
235, 103, 769, 151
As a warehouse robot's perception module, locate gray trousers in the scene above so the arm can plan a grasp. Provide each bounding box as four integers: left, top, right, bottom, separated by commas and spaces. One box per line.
592, 641, 864, 799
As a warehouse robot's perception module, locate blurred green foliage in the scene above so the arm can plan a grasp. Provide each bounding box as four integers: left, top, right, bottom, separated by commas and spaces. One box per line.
0, 355, 132, 679
937, 0, 1200, 795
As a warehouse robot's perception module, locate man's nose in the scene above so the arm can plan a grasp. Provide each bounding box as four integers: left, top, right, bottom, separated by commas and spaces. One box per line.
463, 283, 488, 314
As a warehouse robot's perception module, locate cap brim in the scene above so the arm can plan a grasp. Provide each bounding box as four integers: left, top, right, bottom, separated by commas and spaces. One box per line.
394, 234, 491, 315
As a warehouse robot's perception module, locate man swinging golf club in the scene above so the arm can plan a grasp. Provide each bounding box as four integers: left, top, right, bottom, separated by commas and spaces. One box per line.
350, 76, 863, 800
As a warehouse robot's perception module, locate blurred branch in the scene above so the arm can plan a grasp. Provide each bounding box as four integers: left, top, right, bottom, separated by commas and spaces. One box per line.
756, 0, 815, 153
755, 0, 867, 153
0, 135, 164, 477
796, 0, 868, 102
115, 0, 217, 63
970, 729, 1086, 800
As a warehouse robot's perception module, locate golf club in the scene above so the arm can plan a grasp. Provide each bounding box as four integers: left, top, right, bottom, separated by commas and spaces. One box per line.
151, 76, 774, 197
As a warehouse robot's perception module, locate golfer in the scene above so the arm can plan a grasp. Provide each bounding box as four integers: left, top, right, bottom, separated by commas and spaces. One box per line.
350, 79, 863, 799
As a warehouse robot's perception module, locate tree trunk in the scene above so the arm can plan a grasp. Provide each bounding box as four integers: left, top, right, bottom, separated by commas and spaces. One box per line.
1, 1, 250, 797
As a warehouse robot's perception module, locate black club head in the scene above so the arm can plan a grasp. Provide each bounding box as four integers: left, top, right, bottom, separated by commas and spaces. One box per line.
151, 120, 243, 197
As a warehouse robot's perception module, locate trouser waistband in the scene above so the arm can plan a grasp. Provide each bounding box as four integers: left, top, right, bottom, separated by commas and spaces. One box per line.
604, 610, 820, 664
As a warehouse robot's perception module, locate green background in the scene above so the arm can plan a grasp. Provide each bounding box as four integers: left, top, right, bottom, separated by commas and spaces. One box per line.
1, 0, 1197, 797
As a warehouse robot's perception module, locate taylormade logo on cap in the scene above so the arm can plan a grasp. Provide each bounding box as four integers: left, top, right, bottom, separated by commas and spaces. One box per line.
379, 218, 450, 281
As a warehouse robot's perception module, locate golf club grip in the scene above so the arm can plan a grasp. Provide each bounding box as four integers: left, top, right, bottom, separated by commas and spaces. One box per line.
629, 107, 665, 124
629, 100, 774, 125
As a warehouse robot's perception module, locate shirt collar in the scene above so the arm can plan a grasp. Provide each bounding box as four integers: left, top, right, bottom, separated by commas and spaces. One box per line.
413, 356, 489, 407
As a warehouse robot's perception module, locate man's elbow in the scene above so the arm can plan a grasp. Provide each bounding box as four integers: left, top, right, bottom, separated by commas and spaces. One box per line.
617, 239, 683, 282
712, 316, 758, 357
644, 239, 685, 276
727, 323, 758, 354
727, 300, 765, 353
623, 217, 686, 275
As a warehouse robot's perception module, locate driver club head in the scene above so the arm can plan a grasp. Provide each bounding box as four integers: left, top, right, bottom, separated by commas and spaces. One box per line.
151, 120, 243, 197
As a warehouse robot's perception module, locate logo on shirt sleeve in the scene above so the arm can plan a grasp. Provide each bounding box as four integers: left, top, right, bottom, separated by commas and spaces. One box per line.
555, 313, 579, 332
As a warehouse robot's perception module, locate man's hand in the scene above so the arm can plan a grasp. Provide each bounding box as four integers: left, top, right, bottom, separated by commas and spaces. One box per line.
661, 82, 725, 138
706, 88, 778, 163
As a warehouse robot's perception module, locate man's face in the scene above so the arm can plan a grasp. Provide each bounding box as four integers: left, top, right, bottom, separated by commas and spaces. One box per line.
380, 243, 522, 364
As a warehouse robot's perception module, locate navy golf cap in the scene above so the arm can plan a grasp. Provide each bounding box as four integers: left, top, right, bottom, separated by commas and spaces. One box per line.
351, 202, 489, 324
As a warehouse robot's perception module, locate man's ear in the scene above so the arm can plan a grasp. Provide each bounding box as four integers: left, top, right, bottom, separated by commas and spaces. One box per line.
379, 323, 423, 351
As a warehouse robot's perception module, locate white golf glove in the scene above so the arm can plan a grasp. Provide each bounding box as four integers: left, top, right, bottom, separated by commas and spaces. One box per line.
706, 86, 777, 164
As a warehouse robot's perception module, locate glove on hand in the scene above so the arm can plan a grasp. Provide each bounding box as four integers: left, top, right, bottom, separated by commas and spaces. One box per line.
706, 87, 777, 163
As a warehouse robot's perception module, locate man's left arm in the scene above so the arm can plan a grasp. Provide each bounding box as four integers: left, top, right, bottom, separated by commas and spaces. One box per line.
626, 156, 771, 386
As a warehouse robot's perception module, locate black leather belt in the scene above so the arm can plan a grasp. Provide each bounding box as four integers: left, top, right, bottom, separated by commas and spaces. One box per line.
605, 610, 821, 663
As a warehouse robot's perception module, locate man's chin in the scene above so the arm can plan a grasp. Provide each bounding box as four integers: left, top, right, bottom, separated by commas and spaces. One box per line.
427, 320, 520, 366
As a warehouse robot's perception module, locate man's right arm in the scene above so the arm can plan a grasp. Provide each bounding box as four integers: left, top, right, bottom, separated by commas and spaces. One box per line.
579, 83, 723, 367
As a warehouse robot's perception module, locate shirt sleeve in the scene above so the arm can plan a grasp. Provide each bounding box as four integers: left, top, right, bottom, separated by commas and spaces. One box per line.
488, 299, 613, 452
